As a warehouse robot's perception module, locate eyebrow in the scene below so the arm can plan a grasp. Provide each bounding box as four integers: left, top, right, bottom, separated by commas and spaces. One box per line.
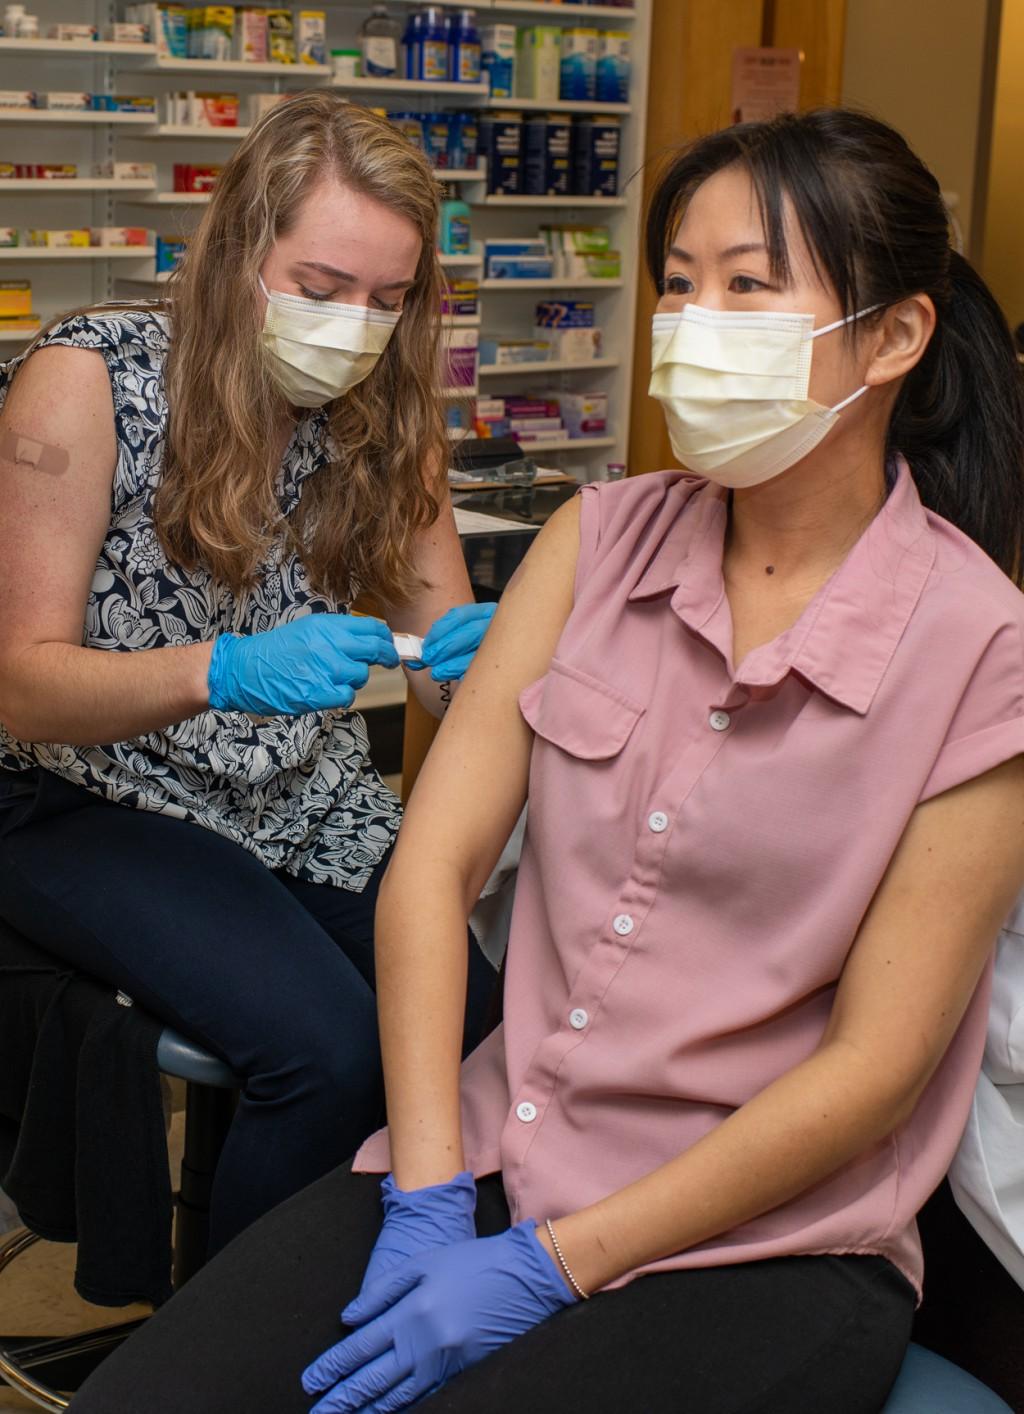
668, 243, 768, 263
294, 260, 416, 291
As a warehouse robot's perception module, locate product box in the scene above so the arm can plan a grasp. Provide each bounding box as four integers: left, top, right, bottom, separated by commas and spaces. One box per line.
0, 229, 18, 248
47, 23, 98, 41
475, 396, 506, 420
188, 7, 234, 61
478, 338, 551, 366
447, 111, 478, 170
486, 255, 553, 279
126, 4, 188, 58
524, 114, 570, 196
441, 277, 479, 318
233, 7, 269, 62
515, 26, 560, 102
0, 92, 36, 110
509, 415, 564, 432
98, 94, 157, 114
572, 116, 620, 197
37, 92, 93, 110
560, 390, 607, 437
480, 24, 516, 98
559, 27, 598, 101
535, 298, 595, 328
174, 163, 221, 192
534, 325, 603, 360
504, 396, 560, 417
0, 163, 13, 179
297, 10, 327, 65
443, 326, 479, 389
107, 22, 149, 44
477, 112, 522, 196
156, 235, 187, 272
32, 164, 79, 180
247, 91, 287, 123
26, 229, 91, 248
0, 312, 39, 331
191, 91, 241, 127
0, 281, 32, 315
596, 31, 630, 103
94, 160, 156, 181
89, 226, 150, 247
267, 9, 297, 63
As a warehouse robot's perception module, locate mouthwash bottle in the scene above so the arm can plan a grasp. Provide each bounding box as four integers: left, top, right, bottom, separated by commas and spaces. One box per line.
449, 8, 481, 83
419, 5, 449, 82
359, 4, 400, 78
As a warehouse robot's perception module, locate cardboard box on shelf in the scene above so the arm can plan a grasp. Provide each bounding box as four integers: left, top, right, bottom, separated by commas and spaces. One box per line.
156, 236, 187, 272
0, 312, 40, 331
126, 4, 188, 58
47, 23, 97, 41
36, 93, 93, 110
190, 92, 241, 127
479, 338, 551, 365
0, 163, 14, 180
535, 326, 603, 360
173, 163, 221, 192
95, 161, 157, 181
535, 297, 595, 327
0, 229, 18, 248
247, 91, 288, 123
107, 22, 149, 44
0, 281, 33, 316
267, 9, 296, 63
515, 26, 560, 103
0, 92, 36, 110
297, 10, 326, 66
233, 7, 269, 63
26, 229, 91, 248
89, 227, 151, 247
561, 390, 608, 437
188, 6, 234, 61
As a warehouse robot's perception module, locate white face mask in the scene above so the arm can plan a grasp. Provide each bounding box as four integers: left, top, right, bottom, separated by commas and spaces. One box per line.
259, 275, 401, 408
649, 303, 875, 489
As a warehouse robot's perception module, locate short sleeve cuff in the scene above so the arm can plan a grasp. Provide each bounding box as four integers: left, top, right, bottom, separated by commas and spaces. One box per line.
919, 715, 1024, 803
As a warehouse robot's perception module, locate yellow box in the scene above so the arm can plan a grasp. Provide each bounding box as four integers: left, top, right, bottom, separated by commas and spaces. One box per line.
26, 229, 91, 247
0, 281, 33, 316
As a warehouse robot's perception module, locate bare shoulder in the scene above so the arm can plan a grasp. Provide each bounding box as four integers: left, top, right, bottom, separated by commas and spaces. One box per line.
1, 343, 114, 437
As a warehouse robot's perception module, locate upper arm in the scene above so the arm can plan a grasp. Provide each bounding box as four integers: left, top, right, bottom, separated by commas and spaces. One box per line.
824, 754, 1024, 1113
0, 345, 116, 669
385, 495, 581, 906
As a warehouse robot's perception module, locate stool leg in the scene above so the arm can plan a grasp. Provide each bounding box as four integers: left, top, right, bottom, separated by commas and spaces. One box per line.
173, 1082, 236, 1288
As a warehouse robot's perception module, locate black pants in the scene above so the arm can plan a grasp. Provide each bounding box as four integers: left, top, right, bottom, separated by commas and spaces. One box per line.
72, 1161, 915, 1414
0, 769, 495, 1253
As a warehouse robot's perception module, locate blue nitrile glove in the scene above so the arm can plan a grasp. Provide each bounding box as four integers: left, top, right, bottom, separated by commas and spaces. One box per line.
207, 614, 399, 717
405, 602, 497, 683
302, 1223, 575, 1414
355, 1171, 477, 1305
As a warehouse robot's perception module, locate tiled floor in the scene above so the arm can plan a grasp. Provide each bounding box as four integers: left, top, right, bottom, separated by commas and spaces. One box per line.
0, 1112, 185, 1410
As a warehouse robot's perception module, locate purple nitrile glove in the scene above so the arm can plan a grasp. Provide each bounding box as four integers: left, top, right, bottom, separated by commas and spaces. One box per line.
404, 602, 497, 683
302, 1222, 575, 1413
207, 613, 399, 717
355, 1170, 477, 1307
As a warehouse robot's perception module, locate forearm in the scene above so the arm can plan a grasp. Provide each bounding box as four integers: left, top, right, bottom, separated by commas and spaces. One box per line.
375, 857, 474, 1189
0, 639, 214, 745
543, 1040, 910, 1295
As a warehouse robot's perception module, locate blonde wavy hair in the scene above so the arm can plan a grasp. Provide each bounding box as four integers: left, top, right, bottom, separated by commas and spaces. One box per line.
154, 92, 447, 607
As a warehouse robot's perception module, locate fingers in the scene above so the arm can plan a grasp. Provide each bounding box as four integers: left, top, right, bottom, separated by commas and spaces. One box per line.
302, 1316, 395, 1394
338, 615, 401, 669
366, 1375, 422, 1412
342, 1263, 419, 1328
421, 621, 489, 668
309, 1351, 405, 1414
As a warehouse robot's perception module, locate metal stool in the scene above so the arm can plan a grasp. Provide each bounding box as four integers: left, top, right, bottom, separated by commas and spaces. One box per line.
0, 1026, 237, 1412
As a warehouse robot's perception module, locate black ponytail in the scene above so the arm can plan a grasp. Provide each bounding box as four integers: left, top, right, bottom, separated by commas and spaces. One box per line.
646, 109, 1024, 585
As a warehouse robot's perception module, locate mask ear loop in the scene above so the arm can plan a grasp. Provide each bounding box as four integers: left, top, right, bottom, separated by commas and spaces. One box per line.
811, 302, 884, 339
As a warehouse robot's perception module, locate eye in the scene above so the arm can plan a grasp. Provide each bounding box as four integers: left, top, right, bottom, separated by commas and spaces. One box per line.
298, 284, 331, 302
372, 296, 403, 313
662, 273, 693, 296
730, 274, 769, 294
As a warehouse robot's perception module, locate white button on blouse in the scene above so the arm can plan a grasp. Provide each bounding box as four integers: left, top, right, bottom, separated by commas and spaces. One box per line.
569, 1008, 589, 1030
648, 811, 669, 833
516, 1101, 538, 1123
709, 710, 731, 732
613, 914, 634, 936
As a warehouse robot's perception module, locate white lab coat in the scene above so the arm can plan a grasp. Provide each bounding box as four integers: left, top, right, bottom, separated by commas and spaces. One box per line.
949, 889, 1024, 1289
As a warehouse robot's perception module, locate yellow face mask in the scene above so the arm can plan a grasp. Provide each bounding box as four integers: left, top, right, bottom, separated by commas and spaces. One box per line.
649, 303, 873, 488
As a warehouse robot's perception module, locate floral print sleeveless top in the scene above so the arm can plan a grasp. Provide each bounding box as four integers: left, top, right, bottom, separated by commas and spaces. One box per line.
0, 308, 400, 890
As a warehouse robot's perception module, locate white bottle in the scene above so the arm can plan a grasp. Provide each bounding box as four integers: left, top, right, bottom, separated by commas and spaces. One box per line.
359, 4, 400, 79
3, 4, 26, 36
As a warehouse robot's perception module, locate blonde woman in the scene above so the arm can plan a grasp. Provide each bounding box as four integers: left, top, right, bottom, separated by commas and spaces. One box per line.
0, 94, 496, 1252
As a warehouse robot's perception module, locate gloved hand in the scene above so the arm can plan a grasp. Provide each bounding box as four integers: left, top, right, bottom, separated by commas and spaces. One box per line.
207, 613, 399, 717
302, 1223, 575, 1414
354, 1170, 477, 1307
406, 602, 497, 683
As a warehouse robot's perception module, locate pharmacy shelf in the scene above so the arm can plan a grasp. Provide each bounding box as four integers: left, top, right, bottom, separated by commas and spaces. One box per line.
0, 178, 157, 191
489, 1, 635, 16
0, 38, 157, 55
476, 194, 627, 207
481, 277, 623, 289
0, 246, 156, 259
328, 78, 489, 99
439, 252, 483, 268
479, 357, 619, 375
124, 56, 330, 77
116, 271, 174, 284
435, 167, 486, 182
484, 96, 631, 114
506, 432, 611, 449
0, 109, 155, 125
125, 191, 211, 205
138, 124, 252, 140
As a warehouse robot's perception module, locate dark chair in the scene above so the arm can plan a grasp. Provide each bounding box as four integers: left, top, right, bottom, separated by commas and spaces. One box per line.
0, 1015, 236, 1411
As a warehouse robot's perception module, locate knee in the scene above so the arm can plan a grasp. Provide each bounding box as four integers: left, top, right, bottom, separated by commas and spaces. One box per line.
245, 995, 382, 1108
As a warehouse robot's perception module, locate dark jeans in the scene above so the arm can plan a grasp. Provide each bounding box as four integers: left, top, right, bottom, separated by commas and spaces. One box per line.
71, 1161, 915, 1413
0, 768, 495, 1253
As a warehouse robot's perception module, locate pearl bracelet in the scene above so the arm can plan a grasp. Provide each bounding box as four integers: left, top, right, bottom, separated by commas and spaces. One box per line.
544, 1219, 590, 1301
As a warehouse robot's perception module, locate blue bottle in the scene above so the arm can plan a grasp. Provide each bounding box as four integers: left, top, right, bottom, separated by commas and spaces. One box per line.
419, 5, 449, 83
402, 9, 422, 79
449, 8, 481, 84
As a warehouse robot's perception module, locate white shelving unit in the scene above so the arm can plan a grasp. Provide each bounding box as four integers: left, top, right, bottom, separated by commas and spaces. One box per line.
1, 1, 650, 482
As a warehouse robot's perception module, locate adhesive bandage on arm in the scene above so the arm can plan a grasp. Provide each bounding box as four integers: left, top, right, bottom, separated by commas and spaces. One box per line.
392, 632, 425, 661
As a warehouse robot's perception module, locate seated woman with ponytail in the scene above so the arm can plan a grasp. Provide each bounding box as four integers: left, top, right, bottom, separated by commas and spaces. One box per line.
72, 108, 1024, 1414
